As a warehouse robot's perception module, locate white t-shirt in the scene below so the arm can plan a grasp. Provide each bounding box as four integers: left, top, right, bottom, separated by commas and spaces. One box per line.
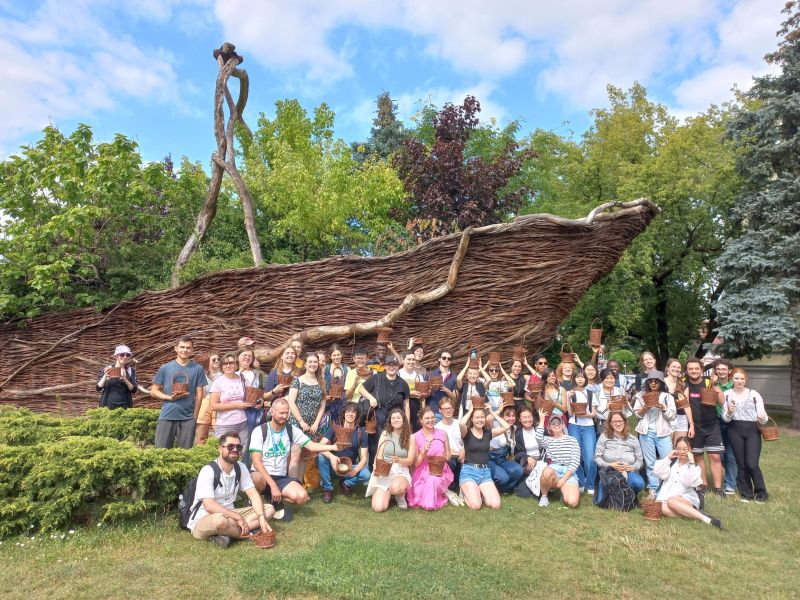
399, 368, 418, 392
486, 380, 508, 411
209, 375, 246, 427
188, 459, 254, 531
568, 388, 594, 427
435, 418, 463, 454
249, 423, 310, 477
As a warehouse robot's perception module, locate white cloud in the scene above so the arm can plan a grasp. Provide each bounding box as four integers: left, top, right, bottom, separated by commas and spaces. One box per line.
0, 0, 201, 153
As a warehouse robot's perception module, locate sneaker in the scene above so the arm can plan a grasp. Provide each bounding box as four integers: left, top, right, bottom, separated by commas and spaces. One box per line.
698, 484, 708, 494
754, 493, 768, 504
395, 494, 408, 509
740, 497, 752, 503
323, 490, 333, 503
587, 489, 595, 496
647, 489, 657, 501
340, 482, 352, 497
710, 517, 723, 530
538, 495, 550, 508
273, 502, 293, 523
723, 487, 736, 496
209, 535, 231, 549
446, 490, 461, 507
713, 488, 726, 500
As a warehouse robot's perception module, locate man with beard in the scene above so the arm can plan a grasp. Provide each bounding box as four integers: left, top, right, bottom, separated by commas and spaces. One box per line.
250, 398, 337, 521
187, 432, 273, 548
684, 357, 726, 497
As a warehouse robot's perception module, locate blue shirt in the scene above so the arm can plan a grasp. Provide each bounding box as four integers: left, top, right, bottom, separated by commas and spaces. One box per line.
428, 367, 457, 413
152, 360, 207, 420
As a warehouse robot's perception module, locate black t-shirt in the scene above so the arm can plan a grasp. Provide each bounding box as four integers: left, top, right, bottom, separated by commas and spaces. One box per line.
97, 367, 137, 409
463, 427, 491, 465
686, 379, 719, 431
510, 375, 526, 398
362, 372, 409, 413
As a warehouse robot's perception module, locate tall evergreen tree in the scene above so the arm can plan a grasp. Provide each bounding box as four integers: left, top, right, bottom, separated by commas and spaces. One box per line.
352, 92, 408, 161
714, 2, 800, 428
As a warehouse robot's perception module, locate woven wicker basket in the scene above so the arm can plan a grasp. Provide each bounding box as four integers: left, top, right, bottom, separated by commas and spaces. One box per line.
426, 439, 447, 476
588, 319, 603, 346
643, 391, 662, 409
573, 402, 588, 416
700, 387, 719, 406
759, 418, 780, 441
364, 406, 377, 434
376, 326, 393, 344
374, 439, 396, 477
470, 395, 486, 410
171, 371, 189, 396
250, 529, 277, 549
641, 498, 662, 521
335, 457, 353, 474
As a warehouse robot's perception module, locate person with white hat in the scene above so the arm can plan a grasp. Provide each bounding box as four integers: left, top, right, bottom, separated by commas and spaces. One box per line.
633, 370, 676, 498
96, 344, 137, 409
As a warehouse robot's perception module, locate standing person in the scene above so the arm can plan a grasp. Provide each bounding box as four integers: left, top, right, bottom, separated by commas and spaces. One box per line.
323, 344, 348, 423
606, 360, 623, 386
456, 361, 487, 419
595, 367, 632, 431
713, 359, 737, 496
488, 405, 524, 494
186, 432, 274, 548
344, 346, 370, 410
209, 352, 254, 458
398, 351, 425, 429
264, 347, 299, 407
97, 344, 137, 410
366, 408, 418, 512
722, 368, 770, 502
633, 351, 658, 392
535, 412, 581, 508
412, 343, 428, 379
316, 403, 370, 503
286, 353, 327, 480
526, 354, 549, 382
664, 358, 695, 445
507, 359, 529, 412
435, 397, 464, 494
237, 347, 268, 442
481, 361, 511, 413
427, 349, 458, 421
151, 336, 207, 449
358, 354, 410, 465
290, 339, 304, 370
566, 369, 598, 495
195, 351, 222, 446
250, 398, 337, 518
541, 368, 566, 418
584, 362, 602, 395
367, 344, 388, 373
633, 371, 676, 498
683, 357, 725, 497
594, 413, 645, 507
459, 405, 511, 510
555, 361, 576, 392
408, 406, 454, 510
654, 437, 723, 529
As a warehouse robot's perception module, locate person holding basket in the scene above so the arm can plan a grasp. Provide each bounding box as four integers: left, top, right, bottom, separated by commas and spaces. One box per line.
366, 408, 417, 512
458, 404, 512, 510
408, 406, 454, 510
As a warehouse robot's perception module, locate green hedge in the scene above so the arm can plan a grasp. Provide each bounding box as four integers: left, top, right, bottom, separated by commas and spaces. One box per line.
0, 407, 218, 538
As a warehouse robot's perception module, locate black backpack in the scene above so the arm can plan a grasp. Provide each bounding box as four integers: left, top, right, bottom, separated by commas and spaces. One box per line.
598, 467, 636, 511
178, 460, 241, 530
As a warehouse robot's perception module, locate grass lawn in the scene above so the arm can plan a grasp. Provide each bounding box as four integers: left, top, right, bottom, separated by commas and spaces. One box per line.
2, 428, 798, 600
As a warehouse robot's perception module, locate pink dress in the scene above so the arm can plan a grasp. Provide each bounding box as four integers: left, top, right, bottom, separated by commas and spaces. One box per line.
407, 429, 454, 511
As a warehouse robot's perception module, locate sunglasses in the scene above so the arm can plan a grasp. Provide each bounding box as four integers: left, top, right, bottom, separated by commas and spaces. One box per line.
117, 353, 132, 358
440, 356, 452, 361
223, 360, 236, 365
210, 357, 220, 362
550, 420, 563, 426
537, 361, 548, 365
488, 368, 499, 372
223, 444, 243, 452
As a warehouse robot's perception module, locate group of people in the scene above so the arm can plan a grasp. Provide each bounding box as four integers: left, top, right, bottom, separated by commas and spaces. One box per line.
97, 335, 774, 548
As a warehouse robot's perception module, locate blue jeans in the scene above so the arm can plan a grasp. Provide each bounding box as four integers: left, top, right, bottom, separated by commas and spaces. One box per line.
594, 470, 645, 505
567, 423, 597, 491
317, 454, 371, 491
488, 450, 523, 492
720, 421, 738, 490
640, 430, 673, 491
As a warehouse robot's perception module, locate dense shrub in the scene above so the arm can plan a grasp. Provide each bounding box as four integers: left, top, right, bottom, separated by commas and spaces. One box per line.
0, 407, 217, 537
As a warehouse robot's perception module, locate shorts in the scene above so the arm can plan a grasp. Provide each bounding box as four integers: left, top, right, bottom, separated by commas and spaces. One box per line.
191, 506, 255, 540
196, 395, 213, 425
548, 463, 579, 487
459, 463, 493, 486
672, 414, 689, 432
262, 475, 300, 502
691, 429, 724, 454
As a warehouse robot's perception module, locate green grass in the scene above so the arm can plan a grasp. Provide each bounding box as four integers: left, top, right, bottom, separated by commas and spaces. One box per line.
2, 428, 799, 600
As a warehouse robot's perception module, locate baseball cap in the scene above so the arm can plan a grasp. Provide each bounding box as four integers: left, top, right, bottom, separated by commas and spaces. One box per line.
548, 414, 564, 425
384, 355, 399, 365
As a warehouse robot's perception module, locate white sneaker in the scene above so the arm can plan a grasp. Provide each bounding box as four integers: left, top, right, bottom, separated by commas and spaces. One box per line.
587, 489, 595, 496
395, 494, 408, 509
538, 495, 550, 507
446, 490, 462, 507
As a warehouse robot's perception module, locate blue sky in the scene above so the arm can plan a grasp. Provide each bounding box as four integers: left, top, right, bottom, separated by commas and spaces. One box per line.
0, 0, 786, 165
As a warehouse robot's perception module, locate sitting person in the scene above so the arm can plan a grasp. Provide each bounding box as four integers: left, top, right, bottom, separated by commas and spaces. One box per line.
249, 398, 337, 520
654, 437, 723, 529
593, 412, 645, 508
366, 408, 418, 512
534, 412, 581, 508
408, 406, 454, 510
459, 405, 512, 510
187, 432, 274, 548
488, 405, 524, 494
316, 403, 371, 503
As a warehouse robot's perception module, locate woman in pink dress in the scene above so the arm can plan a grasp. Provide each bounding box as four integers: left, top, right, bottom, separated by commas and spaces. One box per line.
408, 406, 454, 510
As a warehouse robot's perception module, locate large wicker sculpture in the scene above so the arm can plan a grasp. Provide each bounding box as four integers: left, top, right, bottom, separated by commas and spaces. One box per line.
0, 199, 659, 413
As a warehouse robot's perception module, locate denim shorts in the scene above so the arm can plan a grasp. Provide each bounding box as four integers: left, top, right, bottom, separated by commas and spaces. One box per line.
549, 463, 579, 486
459, 463, 493, 486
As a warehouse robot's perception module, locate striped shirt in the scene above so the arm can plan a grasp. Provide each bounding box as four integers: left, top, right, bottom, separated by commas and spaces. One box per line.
534, 426, 580, 473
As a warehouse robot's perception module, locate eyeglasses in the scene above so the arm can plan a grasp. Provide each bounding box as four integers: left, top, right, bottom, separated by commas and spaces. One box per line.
440, 356, 452, 361
223, 444, 243, 452
537, 361, 548, 366
441, 406, 454, 411
210, 357, 220, 362
223, 360, 236, 365
611, 420, 625, 425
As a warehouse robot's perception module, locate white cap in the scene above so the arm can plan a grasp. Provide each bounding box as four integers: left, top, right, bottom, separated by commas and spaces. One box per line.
114, 345, 132, 356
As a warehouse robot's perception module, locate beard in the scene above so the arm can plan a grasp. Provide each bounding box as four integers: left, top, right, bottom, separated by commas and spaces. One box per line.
222, 452, 239, 465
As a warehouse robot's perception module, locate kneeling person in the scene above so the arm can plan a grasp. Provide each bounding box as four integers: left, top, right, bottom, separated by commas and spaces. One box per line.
188, 432, 273, 548
250, 398, 337, 513
317, 403, 371, 502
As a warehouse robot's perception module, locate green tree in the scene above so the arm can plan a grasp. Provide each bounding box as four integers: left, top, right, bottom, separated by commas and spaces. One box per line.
714, 2, 800, 428
529, 85, 740, 364
241, 99, 405, 262
352, 92, 408, 161
0, 125, 203, 319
